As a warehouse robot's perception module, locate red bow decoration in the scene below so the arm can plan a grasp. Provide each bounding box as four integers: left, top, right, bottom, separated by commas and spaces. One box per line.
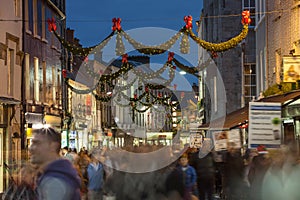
47, 17, 57, 32
84, 56, 89, 63
62, 69, 68, 78
145, 86, 149, 93
112, 18, 122, 31
184, 15, 193, 29
241, 10, 251, 25
211, 51, 218, 58
173, 84, 177, 90
122, 54, 128, 63
168, 52, 175, 62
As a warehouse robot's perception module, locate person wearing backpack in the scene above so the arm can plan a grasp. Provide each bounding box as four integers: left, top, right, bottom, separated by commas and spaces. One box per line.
29, 128, 81, 200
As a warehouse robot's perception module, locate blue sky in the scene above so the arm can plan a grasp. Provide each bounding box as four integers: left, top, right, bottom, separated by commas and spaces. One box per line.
66, 0, 203, 47
66, 0, 203, 89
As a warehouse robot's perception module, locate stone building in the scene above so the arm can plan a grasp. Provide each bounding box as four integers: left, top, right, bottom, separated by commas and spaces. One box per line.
22, 0, 66, 155
199, 0, 256, 123
0, 0, 22, 192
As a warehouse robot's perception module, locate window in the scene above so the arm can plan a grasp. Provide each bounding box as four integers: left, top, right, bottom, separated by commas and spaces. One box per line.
33, 0, 37, 36
14, 0, 21, 17
256, 0, 265, 25
34, 57, 39, 102
244, 63, 256, 103
45, 7, 52, 41
25, 54, 30, 99
27, 0, 34, 32
42, 61, 46, 102
37, 0, 43, 37
57, 68, 61, 104
275, 49, 282, 83
7, 49, 15, 96
52, 67, 56, 103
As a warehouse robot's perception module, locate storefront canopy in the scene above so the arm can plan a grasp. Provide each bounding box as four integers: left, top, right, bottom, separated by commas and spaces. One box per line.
0, 96, 20, 105
198, 90, 300, 130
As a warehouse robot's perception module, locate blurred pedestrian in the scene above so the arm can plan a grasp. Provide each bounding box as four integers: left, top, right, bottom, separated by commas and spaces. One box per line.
87, 149, 105, 200
223, 147, 245, 200
189, 148, 215, 200
248, 145, 271, 200
29, 127, 81, 200
178, 153, 198, 200
262, 143, 300, 200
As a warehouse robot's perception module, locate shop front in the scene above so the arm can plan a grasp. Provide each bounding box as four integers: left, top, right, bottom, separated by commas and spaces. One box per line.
0, 98, 21, 193
198, 90, 300, 154
146, 132, 173, 145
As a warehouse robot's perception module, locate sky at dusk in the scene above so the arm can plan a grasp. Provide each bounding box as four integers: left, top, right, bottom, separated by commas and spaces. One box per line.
66, 0, 203, 47
66, 0, 203, 89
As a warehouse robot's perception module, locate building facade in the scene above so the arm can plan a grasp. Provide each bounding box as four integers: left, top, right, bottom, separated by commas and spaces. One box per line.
199, 0, 256, 124
22, 0, 66, 153
255, 0, 300, 144
0, 0, 23, 192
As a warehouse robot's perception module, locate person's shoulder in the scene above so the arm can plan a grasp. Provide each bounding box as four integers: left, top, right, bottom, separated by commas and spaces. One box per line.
39, 176, 74, 199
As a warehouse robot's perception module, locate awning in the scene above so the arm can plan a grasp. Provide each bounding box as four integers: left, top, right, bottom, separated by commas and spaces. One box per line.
198, 90, 300, 130
0, 97, 20, 105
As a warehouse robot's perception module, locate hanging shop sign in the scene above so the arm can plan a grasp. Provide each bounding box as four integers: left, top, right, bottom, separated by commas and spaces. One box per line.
212, 130, 228, 151
44, 115, 61, 127
227, 129, 241, 149
283, 56, 300, 82
248, 102, 281, 149
189, 132, 203, 148
25, 112, 43, 124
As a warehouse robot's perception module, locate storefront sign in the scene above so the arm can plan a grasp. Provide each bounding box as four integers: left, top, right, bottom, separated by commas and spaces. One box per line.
283, 56, 300, 82
189, 132, 202, 148
248, 102, 281, 148
25, 112, 43, 124
213, 131, 228, 151
227, 129, 241, 149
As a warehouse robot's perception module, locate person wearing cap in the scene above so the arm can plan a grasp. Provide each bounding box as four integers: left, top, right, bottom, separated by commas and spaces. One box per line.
29, 127, 81, 200
248, 145, 271, 200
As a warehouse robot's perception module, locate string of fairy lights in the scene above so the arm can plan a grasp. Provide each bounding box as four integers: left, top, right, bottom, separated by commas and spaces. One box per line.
48, 11, 250, 118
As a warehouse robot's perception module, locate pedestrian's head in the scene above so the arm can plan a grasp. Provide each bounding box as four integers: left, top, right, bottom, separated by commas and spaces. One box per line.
179, 153, 189, 167
29, 127, 61, 166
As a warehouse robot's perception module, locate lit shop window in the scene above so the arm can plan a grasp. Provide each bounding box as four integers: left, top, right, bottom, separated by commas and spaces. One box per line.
34, 57, 39, 102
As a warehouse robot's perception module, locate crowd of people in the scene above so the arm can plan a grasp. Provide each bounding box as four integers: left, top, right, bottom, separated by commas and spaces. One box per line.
2, 127, 300, 200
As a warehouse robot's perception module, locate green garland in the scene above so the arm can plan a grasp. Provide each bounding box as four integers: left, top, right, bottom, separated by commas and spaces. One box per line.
187, 25, 249, 52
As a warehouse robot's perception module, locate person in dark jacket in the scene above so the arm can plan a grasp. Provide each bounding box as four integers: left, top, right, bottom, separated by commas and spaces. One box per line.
223, 147, 245, 200
248, 145, 271, 200
165, 161, 185, 199
29, 127, 81, 200
189, 148, 215, 200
